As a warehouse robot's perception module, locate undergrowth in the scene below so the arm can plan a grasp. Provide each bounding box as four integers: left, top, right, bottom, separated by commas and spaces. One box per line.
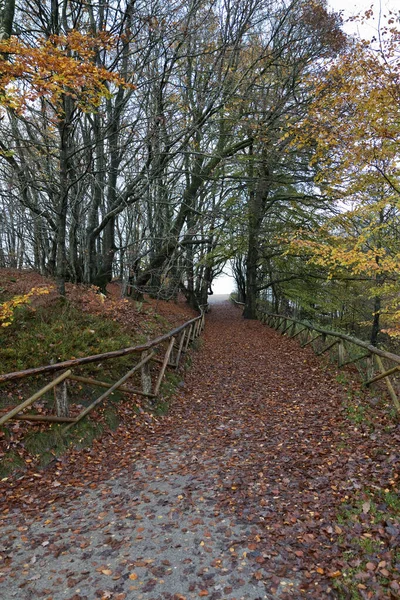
0, 281, 197, 478
0, 299, 135, 376
154, 371, 184, 415
0, 404, 121, 479
333, 489, 400, 599
331, 373, 400, 599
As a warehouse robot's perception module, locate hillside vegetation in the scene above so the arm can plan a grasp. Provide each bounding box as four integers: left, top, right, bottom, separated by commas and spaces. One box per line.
0, 268, 197, 476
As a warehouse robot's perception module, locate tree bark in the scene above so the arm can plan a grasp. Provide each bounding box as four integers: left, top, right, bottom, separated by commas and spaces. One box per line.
0, 0, 15, 40
243, 147, 269, 319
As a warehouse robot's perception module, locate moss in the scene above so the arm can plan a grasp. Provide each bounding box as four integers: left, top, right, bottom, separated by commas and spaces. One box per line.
0, 450, 26, 479
0, 301, 134, 374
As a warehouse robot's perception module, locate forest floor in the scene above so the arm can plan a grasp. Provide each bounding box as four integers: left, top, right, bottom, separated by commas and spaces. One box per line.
0, 299, 399, 599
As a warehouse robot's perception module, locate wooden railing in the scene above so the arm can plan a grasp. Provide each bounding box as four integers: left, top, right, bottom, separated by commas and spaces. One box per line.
0, 312, 205, 431
262, 312, 400, 416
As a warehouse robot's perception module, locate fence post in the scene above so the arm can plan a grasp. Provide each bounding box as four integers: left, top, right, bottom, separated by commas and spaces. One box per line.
0, 370, 72, 427
300, 328, 309, 346
154, 337, 176, 396
366, 355, 375, 382
55, 380, 69, 417
338, 342, 346, 367
300, 328, 311, 347
375, 356, 400, 415
185, 325, 193, 350
174, 329, 187, 367
141, 351, 152, 396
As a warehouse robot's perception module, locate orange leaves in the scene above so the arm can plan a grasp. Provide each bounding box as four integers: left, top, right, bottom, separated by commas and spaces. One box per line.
68, 284, 129, 322
0, 30, 134, 114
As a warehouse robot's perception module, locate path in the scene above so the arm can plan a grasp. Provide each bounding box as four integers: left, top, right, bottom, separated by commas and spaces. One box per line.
0, 300, 393, 599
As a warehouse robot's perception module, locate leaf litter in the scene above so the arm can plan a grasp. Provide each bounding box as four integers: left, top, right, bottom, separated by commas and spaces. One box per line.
0, 300, 399, 599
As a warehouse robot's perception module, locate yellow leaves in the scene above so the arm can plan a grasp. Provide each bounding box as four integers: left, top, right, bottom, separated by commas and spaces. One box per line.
290, 34, 400, 202
328, 570, 342, 578
290, 233, 394, 277
0, 30, 135, 115
0, 286, 53, 328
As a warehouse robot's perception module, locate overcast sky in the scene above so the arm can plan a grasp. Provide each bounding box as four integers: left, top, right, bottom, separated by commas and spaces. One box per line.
327, 0, 399, 37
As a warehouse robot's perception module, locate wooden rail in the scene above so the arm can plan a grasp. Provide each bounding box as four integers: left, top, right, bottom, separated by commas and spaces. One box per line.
0, 312, 206, 430
0, 370, 72, 426
231, 297, 245, 307
0, 314, 204, 384
262, 312, 400, 416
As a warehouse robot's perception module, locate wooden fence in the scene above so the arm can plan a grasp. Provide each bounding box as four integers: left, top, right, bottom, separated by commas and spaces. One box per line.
261, 312, 400, 416
0, 312, 205, 431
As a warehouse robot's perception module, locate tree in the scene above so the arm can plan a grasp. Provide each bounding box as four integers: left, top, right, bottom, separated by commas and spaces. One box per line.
0, 0, 346, 312
0, 6, 132, 293
226, 0, 346, 318
287, 12, 400, 340
0, 0, 14, 40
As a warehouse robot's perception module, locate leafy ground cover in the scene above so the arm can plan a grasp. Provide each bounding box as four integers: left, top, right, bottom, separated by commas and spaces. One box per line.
0, 268, 197, 476
0, 299, 398, 599
0, 269, 195, 372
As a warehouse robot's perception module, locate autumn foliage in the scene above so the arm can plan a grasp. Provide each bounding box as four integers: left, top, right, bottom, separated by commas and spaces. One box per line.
0, 286, 52, 327
282, 12, 400, 336
0, 30, 133, 114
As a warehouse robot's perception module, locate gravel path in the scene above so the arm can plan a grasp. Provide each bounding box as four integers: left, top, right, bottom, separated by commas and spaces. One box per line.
0, 446, 276, 600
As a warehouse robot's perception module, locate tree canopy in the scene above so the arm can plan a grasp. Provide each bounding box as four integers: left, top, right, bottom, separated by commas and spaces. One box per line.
1, 0, 400, 343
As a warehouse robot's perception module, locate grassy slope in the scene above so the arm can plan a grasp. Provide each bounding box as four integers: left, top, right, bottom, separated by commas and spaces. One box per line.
0, 269, 197, 476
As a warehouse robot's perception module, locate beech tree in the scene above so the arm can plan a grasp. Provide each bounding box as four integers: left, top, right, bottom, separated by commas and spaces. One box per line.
220, 0, 347, 318
0, 0, 348, 312
287, 13, 400, 340
0, 0, 14, 39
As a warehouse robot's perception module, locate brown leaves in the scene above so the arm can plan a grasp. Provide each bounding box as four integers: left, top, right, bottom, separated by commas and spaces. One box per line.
362, 501, 371, 514
1, 299, 399, 600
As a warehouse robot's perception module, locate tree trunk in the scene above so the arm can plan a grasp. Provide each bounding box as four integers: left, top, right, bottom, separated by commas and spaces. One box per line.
370, 294, 381, 346
243, 147, 268, 319
0, 0, 15, 40
54, 381, 69, 417
56, 97, 74, 296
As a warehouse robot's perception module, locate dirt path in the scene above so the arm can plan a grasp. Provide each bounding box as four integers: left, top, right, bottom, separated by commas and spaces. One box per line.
0, 301, 398, 599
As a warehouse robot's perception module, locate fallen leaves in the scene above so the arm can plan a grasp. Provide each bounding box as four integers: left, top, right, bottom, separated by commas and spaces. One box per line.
0, 300, 399, 599
362, 501, 371, 514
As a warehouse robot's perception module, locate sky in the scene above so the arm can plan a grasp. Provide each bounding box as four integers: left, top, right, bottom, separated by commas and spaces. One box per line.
211, 0, 399, 297
327, 0, 398, 37
212, 263, 235, 295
